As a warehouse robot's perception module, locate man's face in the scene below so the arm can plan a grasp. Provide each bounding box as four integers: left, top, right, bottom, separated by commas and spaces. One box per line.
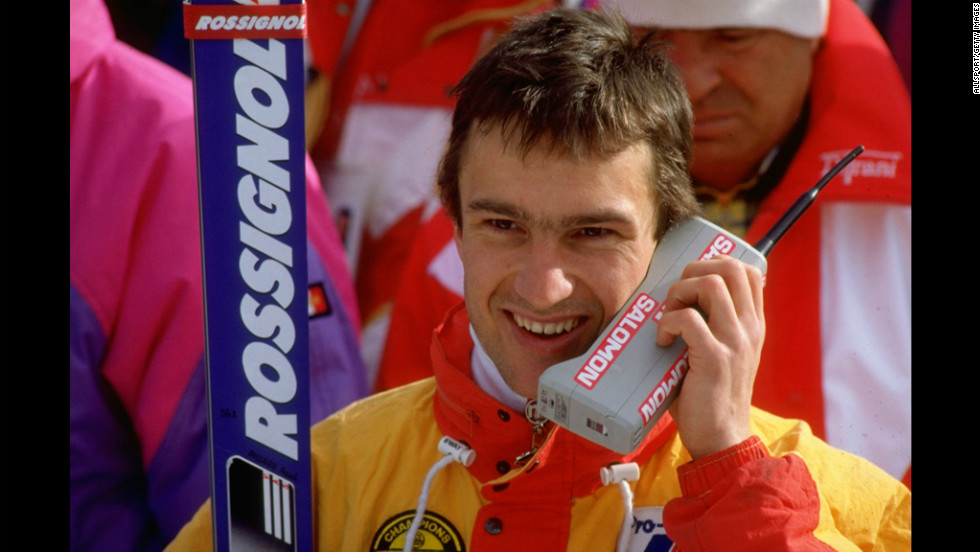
657, 28, 817, 188
455, 127, 659, 400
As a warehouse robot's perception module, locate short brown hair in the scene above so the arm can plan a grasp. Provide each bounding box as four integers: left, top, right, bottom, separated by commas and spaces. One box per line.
436, 7, 699, 240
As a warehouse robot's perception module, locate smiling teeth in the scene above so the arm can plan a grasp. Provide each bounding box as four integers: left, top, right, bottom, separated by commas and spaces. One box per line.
513, 314, 579, 335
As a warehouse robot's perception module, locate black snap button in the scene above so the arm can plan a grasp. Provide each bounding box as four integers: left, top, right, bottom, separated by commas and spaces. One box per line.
497, 409, 510, 422
492, 483, 509, 492
496, 461, 510, 474
485, 517, 503, 535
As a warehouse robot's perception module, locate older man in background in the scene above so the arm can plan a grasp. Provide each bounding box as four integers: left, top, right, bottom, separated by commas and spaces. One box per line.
609, 0, 911, 486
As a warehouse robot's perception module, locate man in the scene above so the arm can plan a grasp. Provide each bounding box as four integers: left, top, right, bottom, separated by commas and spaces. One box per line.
609, 0, 912, 486
379, 0, 912, 489
70, 1, 368, 550
169, 8, 909, 551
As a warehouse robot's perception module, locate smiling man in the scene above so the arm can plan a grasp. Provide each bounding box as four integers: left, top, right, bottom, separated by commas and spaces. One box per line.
456, 134, 660, 404
168, 8, 909, 551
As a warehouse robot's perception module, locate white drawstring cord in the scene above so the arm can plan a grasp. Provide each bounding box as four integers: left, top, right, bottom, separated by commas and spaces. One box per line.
600, 462, 640, 552
403, 437, 476, 551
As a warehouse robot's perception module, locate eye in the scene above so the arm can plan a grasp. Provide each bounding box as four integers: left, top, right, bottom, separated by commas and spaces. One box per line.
576, 227, 610, 238
487, 219, 519, 231
715, 29, 759, 46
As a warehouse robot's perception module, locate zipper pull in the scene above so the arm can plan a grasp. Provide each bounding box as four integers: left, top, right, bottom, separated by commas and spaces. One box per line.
514, 399, 548, 467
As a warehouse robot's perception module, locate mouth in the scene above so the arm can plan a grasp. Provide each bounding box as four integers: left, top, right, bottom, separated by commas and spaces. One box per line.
512, 313, 580, 337
692, 112, 741, 140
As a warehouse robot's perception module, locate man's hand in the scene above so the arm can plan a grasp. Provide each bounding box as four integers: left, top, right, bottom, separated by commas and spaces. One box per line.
655, 255, 766, 460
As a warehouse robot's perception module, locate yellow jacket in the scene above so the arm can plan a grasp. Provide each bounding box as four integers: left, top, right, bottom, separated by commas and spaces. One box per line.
169, 304, 910, 551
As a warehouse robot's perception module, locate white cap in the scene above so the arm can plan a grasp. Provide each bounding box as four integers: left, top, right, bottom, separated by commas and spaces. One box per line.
609, 0, 830, 39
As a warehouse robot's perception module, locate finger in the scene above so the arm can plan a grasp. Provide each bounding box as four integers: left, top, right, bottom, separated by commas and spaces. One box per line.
679, 256, 764, 323
661, 272, 740, 338
655, 276, 732, 352
655, 301, 713, 349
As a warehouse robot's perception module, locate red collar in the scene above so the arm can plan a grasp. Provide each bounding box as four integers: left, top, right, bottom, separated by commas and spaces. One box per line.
430, 303, 676, 495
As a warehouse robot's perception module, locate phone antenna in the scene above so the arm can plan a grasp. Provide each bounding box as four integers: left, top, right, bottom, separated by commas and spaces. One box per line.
754, 145, 865, 256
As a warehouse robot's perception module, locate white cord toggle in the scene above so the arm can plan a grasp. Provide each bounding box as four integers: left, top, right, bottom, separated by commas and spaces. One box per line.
600, 462, 640, 552
403, 437, 476, 551
438, 436, 476, 467
600, 462, 640, 486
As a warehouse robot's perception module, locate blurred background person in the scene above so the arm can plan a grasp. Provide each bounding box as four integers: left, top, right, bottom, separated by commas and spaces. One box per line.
608, 0, 912, 486
70, 1, 368, 550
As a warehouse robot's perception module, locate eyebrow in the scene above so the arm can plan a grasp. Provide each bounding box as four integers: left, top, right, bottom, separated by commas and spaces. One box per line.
465, 198, 636, 231
466, 198, 527, 221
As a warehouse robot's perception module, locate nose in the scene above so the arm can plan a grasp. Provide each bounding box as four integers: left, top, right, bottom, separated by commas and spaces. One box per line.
663, 31, 719, 106
513, 239, 574, 311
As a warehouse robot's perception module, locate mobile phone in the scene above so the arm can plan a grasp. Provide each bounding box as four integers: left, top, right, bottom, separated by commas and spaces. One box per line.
536, 146, 865, 453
